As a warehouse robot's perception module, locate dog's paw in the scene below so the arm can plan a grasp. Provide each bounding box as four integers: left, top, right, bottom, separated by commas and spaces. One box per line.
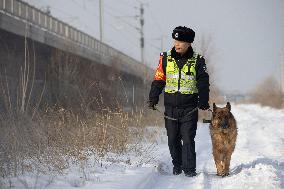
217, 172, 230, 177
222, 173, 230, 177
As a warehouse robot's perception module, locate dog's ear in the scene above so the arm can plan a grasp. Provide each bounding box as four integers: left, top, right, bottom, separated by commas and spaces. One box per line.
213, 103, 217, 112
226, 102, 231, 111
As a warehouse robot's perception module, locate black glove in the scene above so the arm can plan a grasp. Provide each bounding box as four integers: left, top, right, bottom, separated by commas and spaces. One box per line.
198, 101, 210, 110
147, 100, 157, 110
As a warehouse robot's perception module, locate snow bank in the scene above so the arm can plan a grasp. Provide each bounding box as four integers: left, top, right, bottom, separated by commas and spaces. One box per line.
1, 104, 284, 188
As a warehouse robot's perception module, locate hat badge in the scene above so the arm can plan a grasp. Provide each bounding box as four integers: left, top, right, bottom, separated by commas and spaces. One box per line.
175, 32, 179, 38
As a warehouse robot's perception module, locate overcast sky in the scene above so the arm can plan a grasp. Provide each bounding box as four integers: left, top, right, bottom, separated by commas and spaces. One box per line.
25, 0, 284, 94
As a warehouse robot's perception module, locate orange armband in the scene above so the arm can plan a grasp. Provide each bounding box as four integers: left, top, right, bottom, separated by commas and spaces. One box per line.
154, 55, 166, 81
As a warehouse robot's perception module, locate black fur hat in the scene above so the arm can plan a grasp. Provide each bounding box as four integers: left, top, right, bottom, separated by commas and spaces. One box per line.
172, 26, 195, 43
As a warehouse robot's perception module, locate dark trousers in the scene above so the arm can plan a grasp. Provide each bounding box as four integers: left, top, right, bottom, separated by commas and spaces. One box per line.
164, 106, 198, 173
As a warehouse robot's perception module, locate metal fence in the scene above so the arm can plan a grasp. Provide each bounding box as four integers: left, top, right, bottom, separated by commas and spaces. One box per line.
0, 0, 141, 66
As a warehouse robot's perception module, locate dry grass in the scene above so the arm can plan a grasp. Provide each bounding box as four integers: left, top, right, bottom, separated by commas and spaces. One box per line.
0, 62, 161, 181
0, 37, 163, 184
0, 103, 162, 180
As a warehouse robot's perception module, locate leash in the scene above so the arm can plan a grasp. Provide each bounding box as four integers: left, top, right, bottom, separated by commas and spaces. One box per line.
202, 108, 213, 123
154, 107, 198, 121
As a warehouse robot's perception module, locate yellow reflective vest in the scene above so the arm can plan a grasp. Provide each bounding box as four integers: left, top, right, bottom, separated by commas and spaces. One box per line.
165, 51, 198, 94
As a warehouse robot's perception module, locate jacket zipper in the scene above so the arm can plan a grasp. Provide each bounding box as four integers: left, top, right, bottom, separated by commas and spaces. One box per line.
178, 68, 181, 92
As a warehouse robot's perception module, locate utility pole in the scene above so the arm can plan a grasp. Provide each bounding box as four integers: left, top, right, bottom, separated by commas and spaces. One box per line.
139, 3, 145, 65
161, 36, 164, 52
280, 56, 282, 93
99, 0, 104, 42
160, 35, 167, 52
280, 50, 284, 93
280, 51, 284, 107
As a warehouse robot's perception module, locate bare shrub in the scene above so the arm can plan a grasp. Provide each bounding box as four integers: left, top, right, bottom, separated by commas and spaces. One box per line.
194, 35, 223, 121
196, 34, 223, 105
0, 101, 159, 179
0, 28, 161, 187
249, 76, 283, 109
1, 64, 158, 181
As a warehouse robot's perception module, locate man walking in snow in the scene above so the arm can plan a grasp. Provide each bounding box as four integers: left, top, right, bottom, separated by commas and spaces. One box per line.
148, 26, 210, 177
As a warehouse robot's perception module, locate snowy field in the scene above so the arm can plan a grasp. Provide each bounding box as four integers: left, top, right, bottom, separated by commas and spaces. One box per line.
2, 104, 284, 189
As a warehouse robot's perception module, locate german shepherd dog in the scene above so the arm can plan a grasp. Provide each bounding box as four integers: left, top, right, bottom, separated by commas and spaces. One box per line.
210, 102, 237, 177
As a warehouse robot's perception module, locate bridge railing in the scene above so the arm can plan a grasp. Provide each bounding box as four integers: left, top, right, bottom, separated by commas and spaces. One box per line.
0, 0, 142, 67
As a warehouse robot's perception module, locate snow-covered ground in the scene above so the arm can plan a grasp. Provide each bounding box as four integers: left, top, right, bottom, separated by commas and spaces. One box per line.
2, 104, 284, 189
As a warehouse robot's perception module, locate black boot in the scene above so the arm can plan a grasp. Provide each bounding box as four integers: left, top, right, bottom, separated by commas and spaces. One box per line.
173, 167, 182, 175
184, 171, 197, 177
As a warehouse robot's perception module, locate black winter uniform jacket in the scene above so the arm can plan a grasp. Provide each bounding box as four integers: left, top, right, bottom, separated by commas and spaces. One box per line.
149, 46, 210, 108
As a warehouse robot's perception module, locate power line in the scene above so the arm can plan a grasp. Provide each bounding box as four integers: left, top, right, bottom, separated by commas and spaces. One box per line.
33, 0, 142, 59
35, 0, 100, 36
103, 2, 147, 62
119, 0, 135, 8
147, 4, 163, 33
145, 40, 162, 51
104, 9, 139, 35
70, 0, 88, 10
104, 1, 135, 18
107, 22, 139, 48
68, 0, 140, 48
103, 11, 142, 50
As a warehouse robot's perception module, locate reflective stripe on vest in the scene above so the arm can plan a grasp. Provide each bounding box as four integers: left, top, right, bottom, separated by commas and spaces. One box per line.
165, 51, 198, 94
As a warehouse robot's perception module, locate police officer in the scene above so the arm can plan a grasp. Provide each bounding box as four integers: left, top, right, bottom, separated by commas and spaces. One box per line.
148, 26, 210, 177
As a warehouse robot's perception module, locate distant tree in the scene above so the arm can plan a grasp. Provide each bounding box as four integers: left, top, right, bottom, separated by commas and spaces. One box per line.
195, 34, 223, 104
250, 76, 283, 109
